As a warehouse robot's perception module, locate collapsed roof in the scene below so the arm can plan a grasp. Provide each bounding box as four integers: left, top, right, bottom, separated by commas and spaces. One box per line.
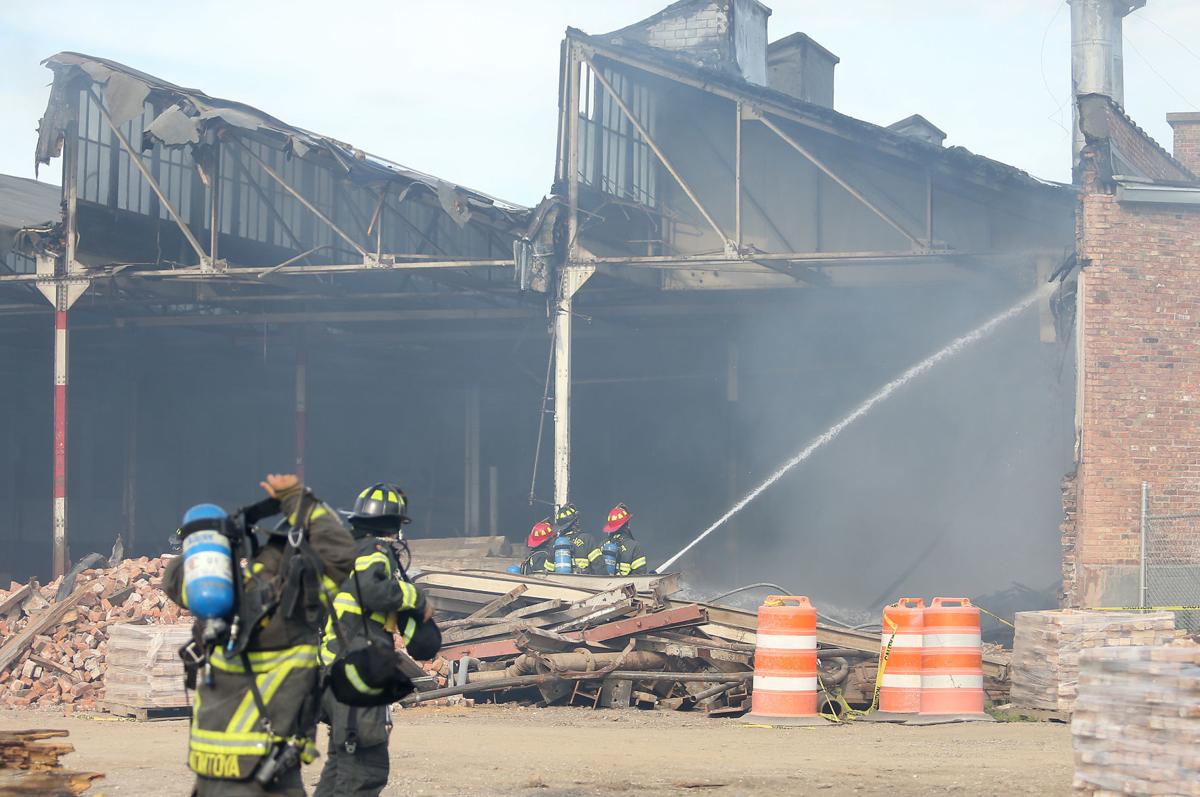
35, 52, 528, 226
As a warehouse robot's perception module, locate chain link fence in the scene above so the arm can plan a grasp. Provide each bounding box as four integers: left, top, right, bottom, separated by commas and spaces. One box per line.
1142, 483, 1200, 631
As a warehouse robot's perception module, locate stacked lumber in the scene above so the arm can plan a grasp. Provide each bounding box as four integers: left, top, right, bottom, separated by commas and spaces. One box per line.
1072, 641, 1200, 795
1011, 610, 1181, 713
406, 536, 523, 573
0, 557, 188, 710
410, 570, 757, 714
103, 624, 192, 709
0, 730, 103, 796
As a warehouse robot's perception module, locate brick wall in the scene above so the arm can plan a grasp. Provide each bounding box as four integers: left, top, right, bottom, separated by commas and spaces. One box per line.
1070, 155, 1200, 606
644, 1, 729, 53
1167, 113, 1200, 176
1061, 471, 1079, 607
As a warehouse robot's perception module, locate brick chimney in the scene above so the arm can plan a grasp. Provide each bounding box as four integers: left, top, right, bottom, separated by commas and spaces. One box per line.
1167, 112, 1200, 177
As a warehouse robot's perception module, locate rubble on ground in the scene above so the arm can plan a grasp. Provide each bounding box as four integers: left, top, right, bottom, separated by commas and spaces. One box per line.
408, 570, 759, 714
0, 557, 188, 711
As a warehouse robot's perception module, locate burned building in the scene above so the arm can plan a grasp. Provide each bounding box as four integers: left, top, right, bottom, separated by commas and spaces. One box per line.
1, 1, 1078, 607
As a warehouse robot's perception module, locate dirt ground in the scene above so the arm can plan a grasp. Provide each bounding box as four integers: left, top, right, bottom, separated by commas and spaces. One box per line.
0, 705, 1073, 796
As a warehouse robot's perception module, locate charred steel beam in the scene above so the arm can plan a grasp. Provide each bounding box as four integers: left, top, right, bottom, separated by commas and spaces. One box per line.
752, 111, 926, 251
438, 603, 708, 661
91, 90, 209, 266
233, 137, 370, 260
582, 52, 734, 253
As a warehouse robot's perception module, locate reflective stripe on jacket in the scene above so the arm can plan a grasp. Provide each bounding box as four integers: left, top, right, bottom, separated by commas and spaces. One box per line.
541, 531, 601, 574
163, 485, 356, 782
319, 536, 424, 666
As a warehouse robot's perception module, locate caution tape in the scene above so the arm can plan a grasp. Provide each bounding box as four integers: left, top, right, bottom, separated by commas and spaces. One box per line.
975, 604, 1015, 630
1091, 605, 1200, 612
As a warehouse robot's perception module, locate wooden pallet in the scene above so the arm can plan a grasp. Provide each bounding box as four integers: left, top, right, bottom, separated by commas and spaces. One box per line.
99, 701, 190, 721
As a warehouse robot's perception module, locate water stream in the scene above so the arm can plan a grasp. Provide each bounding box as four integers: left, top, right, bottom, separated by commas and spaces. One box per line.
657, 284, 1053, 572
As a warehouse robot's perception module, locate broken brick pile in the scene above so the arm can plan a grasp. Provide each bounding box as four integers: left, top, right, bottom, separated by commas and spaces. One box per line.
0, 556, 189, 711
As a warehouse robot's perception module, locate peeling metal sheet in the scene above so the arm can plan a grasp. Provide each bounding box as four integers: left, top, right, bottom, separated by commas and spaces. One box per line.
101, 72, 150, 128
0, 175, 60, 257
437, 181, 472, 227
146, 105, 200, 146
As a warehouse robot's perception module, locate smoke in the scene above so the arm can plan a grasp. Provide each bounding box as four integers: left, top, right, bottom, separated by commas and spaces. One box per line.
673, 279, 1074, 609
659, 283, 1053, 573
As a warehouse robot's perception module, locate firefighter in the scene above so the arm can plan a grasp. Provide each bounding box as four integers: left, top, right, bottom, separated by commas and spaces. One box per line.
519, 519, 555, 575
314, 483, 438, 797
163, 474, 356, 797
543, 503, 601, 574
593, 503, 650, 576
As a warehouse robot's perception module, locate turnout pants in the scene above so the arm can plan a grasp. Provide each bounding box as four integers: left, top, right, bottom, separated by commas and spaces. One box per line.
313, 689, 390, 797
193, 769, 304, 797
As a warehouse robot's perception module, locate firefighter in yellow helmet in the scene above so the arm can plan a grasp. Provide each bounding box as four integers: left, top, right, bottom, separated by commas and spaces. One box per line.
543, 503, 601, 574
315, 483, 439, 797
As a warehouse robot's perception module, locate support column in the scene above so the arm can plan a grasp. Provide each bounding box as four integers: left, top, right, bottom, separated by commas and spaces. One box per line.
553, 42, 594, 510
725, 340, 740, 585
52, 296, 68, 578
295, 350, 307, 482
464, 386, 480, 534
488, 465, 499, 536
122, 365, 138, 554
552, 290, 573, 509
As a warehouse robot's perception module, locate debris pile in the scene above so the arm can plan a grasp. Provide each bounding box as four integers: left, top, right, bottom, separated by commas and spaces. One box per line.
408, 570, 761, 714
1072, 640, 1200, 795
0, 729, 103, 795
1010, 609, 1181, 714
0, 557, 188, 710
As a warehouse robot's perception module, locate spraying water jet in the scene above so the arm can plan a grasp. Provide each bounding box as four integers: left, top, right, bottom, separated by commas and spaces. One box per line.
657, 284, 1054, 572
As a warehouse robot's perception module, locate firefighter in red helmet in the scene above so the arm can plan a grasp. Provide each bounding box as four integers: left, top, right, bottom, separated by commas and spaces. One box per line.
518, 519, 555, 575
590, 503, 649, 576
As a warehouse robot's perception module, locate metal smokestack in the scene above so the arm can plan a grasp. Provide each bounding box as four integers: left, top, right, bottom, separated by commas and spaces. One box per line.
1069, 0, 1146, 170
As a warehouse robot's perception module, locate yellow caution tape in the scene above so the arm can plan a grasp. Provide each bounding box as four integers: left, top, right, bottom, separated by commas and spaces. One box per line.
1090, 605, 1200, 612
975, 604, 1015, 630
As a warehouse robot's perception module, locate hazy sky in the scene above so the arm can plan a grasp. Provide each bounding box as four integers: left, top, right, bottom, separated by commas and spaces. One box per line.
1, 0, 1197, 206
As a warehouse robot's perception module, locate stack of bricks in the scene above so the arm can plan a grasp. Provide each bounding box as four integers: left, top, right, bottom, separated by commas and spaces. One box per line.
1011, 610, 1182, 713
0, 556, 189, 710
104, 623, 193, 709
1072, 641, 1200, 795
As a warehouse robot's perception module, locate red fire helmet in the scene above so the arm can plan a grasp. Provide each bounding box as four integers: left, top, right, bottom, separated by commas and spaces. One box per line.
603, 503, 631, 534
527, 519, 553, 548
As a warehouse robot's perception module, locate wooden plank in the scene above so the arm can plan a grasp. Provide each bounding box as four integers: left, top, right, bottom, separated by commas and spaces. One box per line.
28, 656, 77, 680
454, 569, 678, 597
0, 769, 104, 795
0, 584, 33, 619
415, 571, 599, 604
466, 585, 527, 620
407, 536, 509, 556
0, 585, 91, 674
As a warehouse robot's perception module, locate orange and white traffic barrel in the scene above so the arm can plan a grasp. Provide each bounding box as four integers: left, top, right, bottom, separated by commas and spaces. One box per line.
747, 595, 826, 726
914, 597, 992, 723
865, 597, 924, 722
